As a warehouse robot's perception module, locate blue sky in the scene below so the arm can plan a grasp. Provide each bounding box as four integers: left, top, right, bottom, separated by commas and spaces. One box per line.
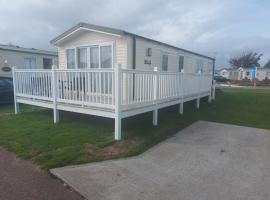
0, 0, 269, 68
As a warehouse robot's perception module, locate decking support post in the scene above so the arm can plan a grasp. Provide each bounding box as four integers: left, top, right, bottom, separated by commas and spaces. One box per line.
52, 65, 59, 123
212, 80, 216, 100
208, 95, 212, 103
153, 67, 159, 126
12, 66, 19, 114
196, 98, 200, 109
153, 109, 158, 126
196, 70, 201, 109
179, 70, 184, 115
114, 64, 122, 140
179, 102, 184, 114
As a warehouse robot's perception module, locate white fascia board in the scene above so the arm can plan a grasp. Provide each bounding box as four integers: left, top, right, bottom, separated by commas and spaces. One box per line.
54, 27, 122, 46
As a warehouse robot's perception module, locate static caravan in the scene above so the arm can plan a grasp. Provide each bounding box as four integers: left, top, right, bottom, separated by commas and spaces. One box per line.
13, 22, 215, 140
51, 23, 214, 74
0, 44, 58, 78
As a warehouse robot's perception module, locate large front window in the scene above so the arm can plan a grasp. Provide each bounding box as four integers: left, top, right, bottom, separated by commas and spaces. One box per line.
100, 46, 112, 68
90, 46, 99, 68
66, 44, 113, 69
77, 48, 87, 68
66, 49, 75, 69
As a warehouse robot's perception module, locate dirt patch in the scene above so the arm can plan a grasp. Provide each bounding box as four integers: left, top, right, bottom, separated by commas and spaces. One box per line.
84, 144, 98, 154
85, 139, 139, 159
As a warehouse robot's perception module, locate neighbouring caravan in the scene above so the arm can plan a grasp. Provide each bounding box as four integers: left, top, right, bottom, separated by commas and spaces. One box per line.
0, 44, 58, 77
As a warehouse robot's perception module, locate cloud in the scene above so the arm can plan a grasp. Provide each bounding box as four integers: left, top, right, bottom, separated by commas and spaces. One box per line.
0, 0, 269, 68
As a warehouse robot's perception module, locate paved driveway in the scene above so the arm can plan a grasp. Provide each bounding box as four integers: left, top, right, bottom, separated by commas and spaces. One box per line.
51, 121, 270, 200
0, 148, 84, 200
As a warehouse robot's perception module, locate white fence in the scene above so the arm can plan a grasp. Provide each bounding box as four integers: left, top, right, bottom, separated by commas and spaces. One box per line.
13, 65, 214, 140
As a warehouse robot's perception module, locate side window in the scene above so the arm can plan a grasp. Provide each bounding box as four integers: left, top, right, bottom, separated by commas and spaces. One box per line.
178, 55, 184, 72
66, 49, 75, 69
196, 60, 203, 73
207, 62, 212, 73
161, 54, 168, 71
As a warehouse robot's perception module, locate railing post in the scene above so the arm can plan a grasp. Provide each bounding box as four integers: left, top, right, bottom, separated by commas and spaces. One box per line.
208, 74, 212, 103
52, 65, 59, 123
179, 69, 184, 115
212, 80, 216, 100
153, 67, 158, 126
196, 70, 201, 109
12, 66, 19, 114
114, 64, 122, 140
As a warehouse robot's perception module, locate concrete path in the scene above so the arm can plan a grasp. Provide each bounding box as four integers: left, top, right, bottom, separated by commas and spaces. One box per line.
0, 148, 84, 200
51, 121, 270, 200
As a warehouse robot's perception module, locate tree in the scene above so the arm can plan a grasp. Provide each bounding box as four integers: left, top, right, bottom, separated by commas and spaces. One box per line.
264, 59, 270, 68
229, 52, 263, 68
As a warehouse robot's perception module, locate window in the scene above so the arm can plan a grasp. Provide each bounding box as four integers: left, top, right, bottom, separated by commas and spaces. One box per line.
66, 44, 113, 69
100, 46, 112, 68
24, 58, 36, 69
146, 48, 152, 57
77, 48, 87, 68
246, 71, 250, 76
178, 55, 184, 72
66, 49, 75, 69
90, 46, 99, 68
43, 58, 52, 69
196, 60, 203, 73
207, 62, 212, 73
161, 54, 168, 71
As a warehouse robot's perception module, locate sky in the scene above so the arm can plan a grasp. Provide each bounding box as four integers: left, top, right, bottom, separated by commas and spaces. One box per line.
0, 0, 269, 69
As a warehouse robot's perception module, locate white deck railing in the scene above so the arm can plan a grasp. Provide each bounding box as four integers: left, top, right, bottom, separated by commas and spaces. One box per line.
13, 65, 214, 140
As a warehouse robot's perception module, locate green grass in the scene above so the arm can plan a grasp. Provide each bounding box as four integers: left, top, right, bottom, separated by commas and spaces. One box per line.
0, 104, 42, 115
0, 88, 269, 170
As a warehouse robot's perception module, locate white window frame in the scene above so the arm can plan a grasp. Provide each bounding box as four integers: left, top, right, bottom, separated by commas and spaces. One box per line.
65, 42, 114, 69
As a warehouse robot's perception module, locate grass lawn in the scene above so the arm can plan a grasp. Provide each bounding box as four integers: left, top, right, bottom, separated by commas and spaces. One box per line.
0, 104, 42, 115
0, 88, 269, 170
